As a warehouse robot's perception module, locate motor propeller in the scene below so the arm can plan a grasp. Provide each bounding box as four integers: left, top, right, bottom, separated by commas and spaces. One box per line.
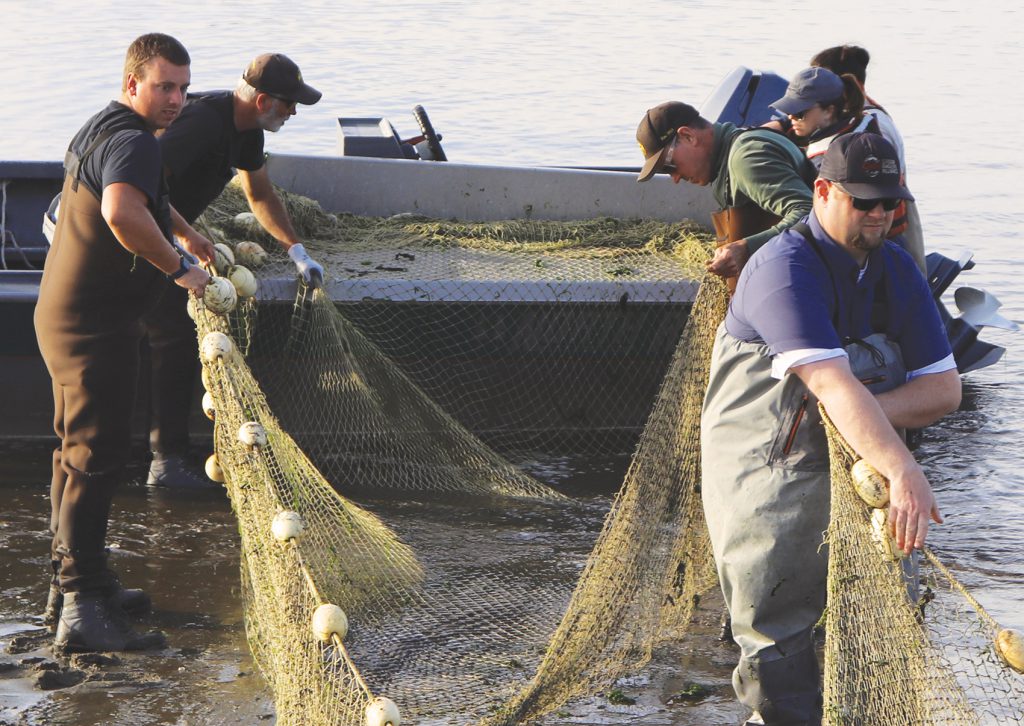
954, 286, 1020, 331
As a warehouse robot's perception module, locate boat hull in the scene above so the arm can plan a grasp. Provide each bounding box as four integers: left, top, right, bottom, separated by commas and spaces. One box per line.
0, 157, 711, 444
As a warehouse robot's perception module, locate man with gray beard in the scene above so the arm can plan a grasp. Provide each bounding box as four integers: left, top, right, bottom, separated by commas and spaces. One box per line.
144, 53, 324, 489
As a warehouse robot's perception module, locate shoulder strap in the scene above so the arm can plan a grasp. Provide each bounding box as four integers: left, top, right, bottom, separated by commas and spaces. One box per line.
64, 128, 117, 193
793, 222, 841, 330
869, 246, 892, 334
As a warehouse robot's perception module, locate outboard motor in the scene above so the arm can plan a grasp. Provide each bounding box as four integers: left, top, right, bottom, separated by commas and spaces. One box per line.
336, 106, 447, 161
700, 66, 789, 128
926, 251, 1017, 373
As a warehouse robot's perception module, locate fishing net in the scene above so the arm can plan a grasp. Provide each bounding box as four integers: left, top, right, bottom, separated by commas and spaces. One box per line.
191, 179, 1023, 726
198, 180, 708, 460
822, 409, 1024, 725
191, 179, 723, 725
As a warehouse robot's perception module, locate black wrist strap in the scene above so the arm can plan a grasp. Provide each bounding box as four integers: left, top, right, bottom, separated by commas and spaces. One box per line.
169, 256, 191, 280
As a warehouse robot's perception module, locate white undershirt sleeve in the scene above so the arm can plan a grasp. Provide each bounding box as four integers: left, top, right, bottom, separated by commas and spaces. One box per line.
771, 348, 848, 380
907, 353, 957, 380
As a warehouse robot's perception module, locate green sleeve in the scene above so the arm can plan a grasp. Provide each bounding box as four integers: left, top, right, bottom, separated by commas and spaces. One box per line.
728, 136, 813, 252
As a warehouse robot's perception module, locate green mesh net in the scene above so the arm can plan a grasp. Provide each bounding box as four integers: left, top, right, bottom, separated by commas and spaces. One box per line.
822, 409, 1024, 724
189, 181, 1023, 726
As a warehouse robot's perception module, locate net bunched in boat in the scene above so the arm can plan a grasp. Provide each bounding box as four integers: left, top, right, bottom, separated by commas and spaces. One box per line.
199, 181, 709, 461
193, 181, 1023, 725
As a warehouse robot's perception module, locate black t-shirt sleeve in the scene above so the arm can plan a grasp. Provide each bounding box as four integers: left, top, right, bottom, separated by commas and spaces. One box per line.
97, 131, 164, 208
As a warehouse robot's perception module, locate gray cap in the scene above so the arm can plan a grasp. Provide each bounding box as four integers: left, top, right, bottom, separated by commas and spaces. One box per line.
770, 67, 843, 116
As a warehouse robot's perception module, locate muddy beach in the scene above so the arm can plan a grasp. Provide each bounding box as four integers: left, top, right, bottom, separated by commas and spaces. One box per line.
0, 441, 273, 726
1, 441, 749, 726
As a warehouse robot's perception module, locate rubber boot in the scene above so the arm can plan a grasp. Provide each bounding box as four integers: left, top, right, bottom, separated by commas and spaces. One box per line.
733, 644, 822, 726
147, 454, 216, 490
54, 591, 166, 653
43, 560, 151, 630
43, 560, 62, 629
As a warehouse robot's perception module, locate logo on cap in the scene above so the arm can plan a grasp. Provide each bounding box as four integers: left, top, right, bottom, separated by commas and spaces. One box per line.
861, 155, 881, 178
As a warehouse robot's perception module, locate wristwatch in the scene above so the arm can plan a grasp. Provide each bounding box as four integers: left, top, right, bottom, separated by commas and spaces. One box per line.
169, 255, 192, 280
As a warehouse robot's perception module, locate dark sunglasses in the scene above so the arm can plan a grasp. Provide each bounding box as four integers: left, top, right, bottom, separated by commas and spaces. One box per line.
850, 196, 901, 212
660, 138, 678, 173
786, 103, 819, 119
834, 183, 900, 212
267, 94, 297, 111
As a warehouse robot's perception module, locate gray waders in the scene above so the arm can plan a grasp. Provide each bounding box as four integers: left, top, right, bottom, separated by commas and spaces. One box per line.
701, 327, 908, 725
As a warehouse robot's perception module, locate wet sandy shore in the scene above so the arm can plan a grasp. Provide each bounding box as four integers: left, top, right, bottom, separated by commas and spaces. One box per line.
0, 441, 746, 726
0, 441, 274, 726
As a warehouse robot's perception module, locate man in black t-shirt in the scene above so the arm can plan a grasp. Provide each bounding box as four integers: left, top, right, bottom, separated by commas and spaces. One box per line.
144, 53, 323, 489
35, 33, 212, 652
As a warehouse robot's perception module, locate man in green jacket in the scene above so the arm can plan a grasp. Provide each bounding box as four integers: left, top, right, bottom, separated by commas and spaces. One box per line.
637, 102, 813, 280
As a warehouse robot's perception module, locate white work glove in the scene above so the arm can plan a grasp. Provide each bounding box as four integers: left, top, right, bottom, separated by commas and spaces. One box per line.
287, 243, 324, 284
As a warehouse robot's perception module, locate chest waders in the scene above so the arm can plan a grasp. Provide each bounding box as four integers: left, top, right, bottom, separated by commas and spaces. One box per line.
700, 226, 909, 724
710, 204, 781, 295
34, 130, 165, 594
141, 260, 198, 459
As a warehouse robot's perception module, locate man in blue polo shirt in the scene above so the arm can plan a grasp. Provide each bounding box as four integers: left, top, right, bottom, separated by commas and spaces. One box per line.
700, 132, 961, 725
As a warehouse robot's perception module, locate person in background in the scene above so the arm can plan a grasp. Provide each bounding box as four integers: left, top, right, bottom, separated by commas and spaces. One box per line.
635, 101, 813, 289
144, 52, 324, 489
766, 66, 874, 170
811, 44, 926, 273
700, 133, 960, 725
34, 33, 212, 652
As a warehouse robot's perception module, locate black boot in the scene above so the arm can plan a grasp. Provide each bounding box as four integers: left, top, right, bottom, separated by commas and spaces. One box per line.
54, 591, 166, 653
147, 454, 217, 490
43, 561, 152, 630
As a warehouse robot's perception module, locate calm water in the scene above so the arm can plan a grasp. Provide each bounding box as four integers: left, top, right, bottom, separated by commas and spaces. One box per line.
1, 1, 1022, 722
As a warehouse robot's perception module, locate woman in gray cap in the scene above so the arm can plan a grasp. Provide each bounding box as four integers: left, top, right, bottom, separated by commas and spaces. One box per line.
767, 66, 877, 170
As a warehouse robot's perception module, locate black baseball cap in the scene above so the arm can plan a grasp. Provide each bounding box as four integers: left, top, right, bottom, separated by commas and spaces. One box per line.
819, 132, 914, 201
243, 53, 321, 105
636, 102, 700, 182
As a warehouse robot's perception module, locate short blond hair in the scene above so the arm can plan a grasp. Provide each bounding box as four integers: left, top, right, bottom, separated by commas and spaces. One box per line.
122, 33, 190, 92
